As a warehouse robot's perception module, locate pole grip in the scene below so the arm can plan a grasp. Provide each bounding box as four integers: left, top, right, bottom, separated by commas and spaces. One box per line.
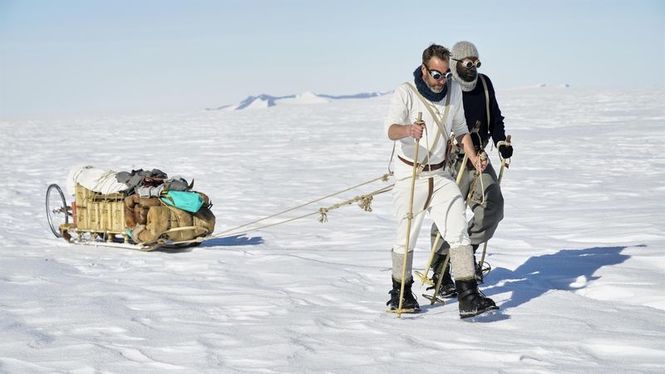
415, 112, 423, 143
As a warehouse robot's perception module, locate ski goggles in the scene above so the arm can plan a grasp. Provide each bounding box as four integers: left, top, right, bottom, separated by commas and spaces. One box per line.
452, 58, 481, 69
424, 65, 449, 81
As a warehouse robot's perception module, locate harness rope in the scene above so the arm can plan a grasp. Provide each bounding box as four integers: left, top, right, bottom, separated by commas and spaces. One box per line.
217, 173, 392, 236
154, 173, 397, 248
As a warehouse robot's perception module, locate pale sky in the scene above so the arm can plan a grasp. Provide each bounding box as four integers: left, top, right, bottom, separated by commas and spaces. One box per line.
1, 0, 663, 118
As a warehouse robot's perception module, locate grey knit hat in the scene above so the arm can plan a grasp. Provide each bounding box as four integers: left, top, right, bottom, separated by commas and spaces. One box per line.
451, 41, 479, 92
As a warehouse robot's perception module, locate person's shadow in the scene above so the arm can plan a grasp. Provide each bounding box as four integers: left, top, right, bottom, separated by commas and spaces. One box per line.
483, 245, 636, 312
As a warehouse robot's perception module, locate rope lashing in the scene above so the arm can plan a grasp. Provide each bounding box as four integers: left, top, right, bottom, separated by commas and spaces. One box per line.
318, 208, 329, 223
317, 186, 392, 223
358, 194, 373, 212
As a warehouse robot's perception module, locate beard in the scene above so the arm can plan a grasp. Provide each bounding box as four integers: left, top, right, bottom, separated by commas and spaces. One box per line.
457, 66, 478, 82
427, 81, 445, 93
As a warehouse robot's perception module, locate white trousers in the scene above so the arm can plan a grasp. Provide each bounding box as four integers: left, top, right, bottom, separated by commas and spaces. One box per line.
391, 167, 475, 280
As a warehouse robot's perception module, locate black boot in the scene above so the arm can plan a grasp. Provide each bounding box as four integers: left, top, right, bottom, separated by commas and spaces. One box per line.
456, 279, 498, 319
427, 254, 457, 298
387, 278, 420, 313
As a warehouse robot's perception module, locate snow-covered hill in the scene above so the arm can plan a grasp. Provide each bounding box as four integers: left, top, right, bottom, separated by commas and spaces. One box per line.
1, 88, 664, 373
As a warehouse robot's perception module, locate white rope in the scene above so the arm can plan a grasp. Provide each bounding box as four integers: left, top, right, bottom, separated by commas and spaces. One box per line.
209, 174, 394, 239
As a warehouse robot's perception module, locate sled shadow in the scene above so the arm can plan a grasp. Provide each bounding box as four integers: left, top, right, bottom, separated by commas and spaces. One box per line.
200, 235, 264, 248
484, 245, 637, 313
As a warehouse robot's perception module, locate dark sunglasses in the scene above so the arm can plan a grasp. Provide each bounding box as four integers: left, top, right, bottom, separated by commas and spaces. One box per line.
452, 58, 481, 69
424, 65, 449, 81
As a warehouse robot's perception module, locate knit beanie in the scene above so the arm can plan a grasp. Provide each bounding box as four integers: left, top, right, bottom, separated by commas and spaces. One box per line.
451, 41, 479, 92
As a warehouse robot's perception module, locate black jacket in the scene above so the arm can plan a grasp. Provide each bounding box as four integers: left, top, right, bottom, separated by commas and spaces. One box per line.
461, 74, 506, 149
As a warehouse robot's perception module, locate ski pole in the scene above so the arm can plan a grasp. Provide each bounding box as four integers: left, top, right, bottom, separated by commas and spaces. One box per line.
478, 135, 511, 274
428, 252, 451, 305
496, 135, 511, 184
397, 112, 423, 317
415, 233, 440, 286
456, 153, 468, 185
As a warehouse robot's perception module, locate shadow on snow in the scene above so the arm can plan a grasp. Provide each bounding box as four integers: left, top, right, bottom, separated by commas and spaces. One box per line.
483, 245, 638, 312
200, 235, 264, 247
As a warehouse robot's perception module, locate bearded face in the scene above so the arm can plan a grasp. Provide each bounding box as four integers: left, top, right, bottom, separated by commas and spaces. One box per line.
455, 57, 480, 82
421, 56, 449, 93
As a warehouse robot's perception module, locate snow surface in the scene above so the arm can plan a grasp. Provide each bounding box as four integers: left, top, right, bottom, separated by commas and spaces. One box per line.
1, 87, 664, 373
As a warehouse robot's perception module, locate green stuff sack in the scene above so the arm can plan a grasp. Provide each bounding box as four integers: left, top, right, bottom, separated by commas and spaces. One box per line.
160, 191, 205, 213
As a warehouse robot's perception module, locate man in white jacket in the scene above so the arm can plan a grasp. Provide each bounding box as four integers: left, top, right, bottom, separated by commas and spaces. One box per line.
384, 44, 497, 318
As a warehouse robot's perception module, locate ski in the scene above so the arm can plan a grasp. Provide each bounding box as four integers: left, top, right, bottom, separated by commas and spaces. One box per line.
385, 307, 420, 314
460, 306, 500, 321
460, 306, 499, 321
67, 239, 160, 252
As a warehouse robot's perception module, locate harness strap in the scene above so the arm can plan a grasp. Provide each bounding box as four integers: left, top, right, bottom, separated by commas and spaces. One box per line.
405, 82, 451, 165
423, 177, 434, 212
397, 155, 445, 171
479, 75, 491, 149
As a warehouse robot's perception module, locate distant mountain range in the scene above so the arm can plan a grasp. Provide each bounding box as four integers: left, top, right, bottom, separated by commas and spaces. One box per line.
205, 91, 391, 111
205, 84, 573, 111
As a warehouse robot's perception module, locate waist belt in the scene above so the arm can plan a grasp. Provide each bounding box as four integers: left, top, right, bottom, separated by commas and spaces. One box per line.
398, 155, 445, 171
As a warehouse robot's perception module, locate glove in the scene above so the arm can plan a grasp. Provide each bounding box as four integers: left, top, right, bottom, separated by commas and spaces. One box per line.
499, 144, 513, 159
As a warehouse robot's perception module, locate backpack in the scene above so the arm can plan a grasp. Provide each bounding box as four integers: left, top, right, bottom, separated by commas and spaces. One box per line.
160, 190, 205, 213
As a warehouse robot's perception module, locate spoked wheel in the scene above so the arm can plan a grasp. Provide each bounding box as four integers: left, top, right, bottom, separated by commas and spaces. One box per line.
45, 184, 70, 238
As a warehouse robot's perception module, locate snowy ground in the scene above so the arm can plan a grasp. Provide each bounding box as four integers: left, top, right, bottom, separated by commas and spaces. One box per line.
1, 87, 664, 373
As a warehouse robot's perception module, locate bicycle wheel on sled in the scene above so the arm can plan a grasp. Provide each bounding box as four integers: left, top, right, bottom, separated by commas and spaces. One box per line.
45, 183, 70, 238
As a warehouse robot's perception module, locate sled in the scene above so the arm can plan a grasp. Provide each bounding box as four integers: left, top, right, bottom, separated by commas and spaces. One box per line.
45, 183, 212, 251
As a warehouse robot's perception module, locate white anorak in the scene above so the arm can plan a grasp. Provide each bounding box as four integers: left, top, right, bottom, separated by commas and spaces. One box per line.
384, 79, 475, 279
384, 80, 468, 178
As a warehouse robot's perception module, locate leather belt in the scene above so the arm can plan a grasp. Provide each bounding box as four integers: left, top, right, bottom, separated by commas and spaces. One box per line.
398, 155, 445, 171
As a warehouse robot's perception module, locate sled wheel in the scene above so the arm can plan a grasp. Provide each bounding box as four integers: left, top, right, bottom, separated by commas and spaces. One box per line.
46, 184, 69, 238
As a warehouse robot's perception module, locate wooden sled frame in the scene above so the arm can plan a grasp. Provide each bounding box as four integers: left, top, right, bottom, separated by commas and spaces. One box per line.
47, 183, 211, 251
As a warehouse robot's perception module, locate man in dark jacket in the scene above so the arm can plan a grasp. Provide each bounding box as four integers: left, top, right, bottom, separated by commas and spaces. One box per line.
429, 41, 514, 298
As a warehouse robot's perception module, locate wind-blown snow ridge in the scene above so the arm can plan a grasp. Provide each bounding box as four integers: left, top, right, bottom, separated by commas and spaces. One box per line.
205, 91, 391, 111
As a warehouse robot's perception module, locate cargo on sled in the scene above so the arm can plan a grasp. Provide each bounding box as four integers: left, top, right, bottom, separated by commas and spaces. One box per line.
45, 166, 215, 251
